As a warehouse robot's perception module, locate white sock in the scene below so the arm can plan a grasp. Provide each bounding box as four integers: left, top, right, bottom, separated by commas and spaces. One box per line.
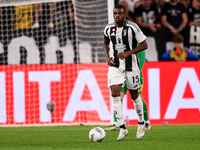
132, 95, 144, 123
112, 96, 124, 126
114, 122, 119, 127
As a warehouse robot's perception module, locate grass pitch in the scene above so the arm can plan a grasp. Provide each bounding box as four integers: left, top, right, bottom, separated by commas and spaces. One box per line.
0, 125, 199, 150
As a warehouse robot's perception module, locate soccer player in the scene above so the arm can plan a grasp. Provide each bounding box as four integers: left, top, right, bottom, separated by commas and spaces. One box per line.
105, 50, 152, 131
103, 5, 148, 140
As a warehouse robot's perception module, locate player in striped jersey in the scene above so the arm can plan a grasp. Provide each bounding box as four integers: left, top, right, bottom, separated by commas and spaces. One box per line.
105, 50, 152, 131
103, 5, 148, 140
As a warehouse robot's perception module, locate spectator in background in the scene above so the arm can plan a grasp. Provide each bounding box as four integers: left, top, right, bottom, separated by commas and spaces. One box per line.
178, 0, 191, 9
32, 3, 56, 28
186, 0, 200, 58
161, 34, 199, 61
31, 3, 53, 64
134, 0, 161, 36
66, 1, 78, 63
154, 0, 165, 14
53, 1, 89, 63
134, 0, 166, 61
0, 6, 13, 65
53, 1, 77, 63
152, 0, 166, 61
12, 4, 35, 64
134, 1, 143, 8
120, 0, 135, 22
187, 0, 200, 26
118, 0, 141, 13
13, 4, 33, 29
161, 0, 188, 46
52, 1, 69, 53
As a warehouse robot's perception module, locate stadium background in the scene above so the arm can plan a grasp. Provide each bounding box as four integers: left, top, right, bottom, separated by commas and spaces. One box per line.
0, 0, 200, 126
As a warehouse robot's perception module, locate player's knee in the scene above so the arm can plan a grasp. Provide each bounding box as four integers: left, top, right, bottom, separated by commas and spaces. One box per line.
111, 90, 120, 97
111, 93, 120, 97
130, 93, 139, 100
129, 89, 139, 100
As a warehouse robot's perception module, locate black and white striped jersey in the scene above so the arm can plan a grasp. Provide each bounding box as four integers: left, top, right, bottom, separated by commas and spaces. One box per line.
104, 20, 147, 71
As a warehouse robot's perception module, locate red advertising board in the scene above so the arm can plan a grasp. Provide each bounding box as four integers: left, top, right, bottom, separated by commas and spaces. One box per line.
0, 62, 200, 125
141, 61, 200, 125
0, 64, 110, 125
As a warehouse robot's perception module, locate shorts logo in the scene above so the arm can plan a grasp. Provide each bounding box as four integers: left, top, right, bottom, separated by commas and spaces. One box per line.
109, 79, 111, 84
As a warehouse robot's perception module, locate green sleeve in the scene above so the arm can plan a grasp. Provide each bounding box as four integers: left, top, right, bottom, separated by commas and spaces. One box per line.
121, 82, 127, 93
138, 51, 146, 69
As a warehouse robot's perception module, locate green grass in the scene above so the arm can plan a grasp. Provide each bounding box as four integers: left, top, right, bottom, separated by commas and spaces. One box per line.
0, 125, 200, 150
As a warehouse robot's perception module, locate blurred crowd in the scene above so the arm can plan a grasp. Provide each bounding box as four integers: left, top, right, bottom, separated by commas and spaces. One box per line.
0, 1, 89, 64
0, 0, 199, 65
115, 0, 200, 61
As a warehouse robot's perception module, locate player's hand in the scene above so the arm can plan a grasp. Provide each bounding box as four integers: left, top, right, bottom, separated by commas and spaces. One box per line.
117, 52, 128, 60
107, 57, 116, 66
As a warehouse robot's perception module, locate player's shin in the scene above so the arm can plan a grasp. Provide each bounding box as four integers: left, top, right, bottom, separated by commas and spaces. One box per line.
132, 95, 145, 139
132, 95, 144, 123
112, 96, 124, 127
112, 96, 128, 141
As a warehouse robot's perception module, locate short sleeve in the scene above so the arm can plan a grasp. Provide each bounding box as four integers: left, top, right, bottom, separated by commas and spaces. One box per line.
104, 26, 110, 41
131, 23, 147, 43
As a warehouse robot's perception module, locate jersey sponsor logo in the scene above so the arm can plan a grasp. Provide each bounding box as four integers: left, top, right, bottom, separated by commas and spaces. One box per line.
115, 44, 126, 52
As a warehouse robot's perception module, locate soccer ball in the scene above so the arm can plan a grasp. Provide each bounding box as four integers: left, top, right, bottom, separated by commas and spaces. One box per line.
89, 127, 106, 142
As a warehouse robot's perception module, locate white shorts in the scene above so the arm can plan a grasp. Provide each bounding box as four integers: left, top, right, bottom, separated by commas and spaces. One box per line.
108, 66, 141, 90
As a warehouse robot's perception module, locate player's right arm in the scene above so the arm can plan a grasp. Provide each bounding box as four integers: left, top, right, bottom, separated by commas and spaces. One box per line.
103, 25, 115, 66
104, 39, 115, 66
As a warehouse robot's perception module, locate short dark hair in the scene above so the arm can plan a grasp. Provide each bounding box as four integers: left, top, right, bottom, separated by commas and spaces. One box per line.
113, 5, 127, 13
172, 34, 184, 43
